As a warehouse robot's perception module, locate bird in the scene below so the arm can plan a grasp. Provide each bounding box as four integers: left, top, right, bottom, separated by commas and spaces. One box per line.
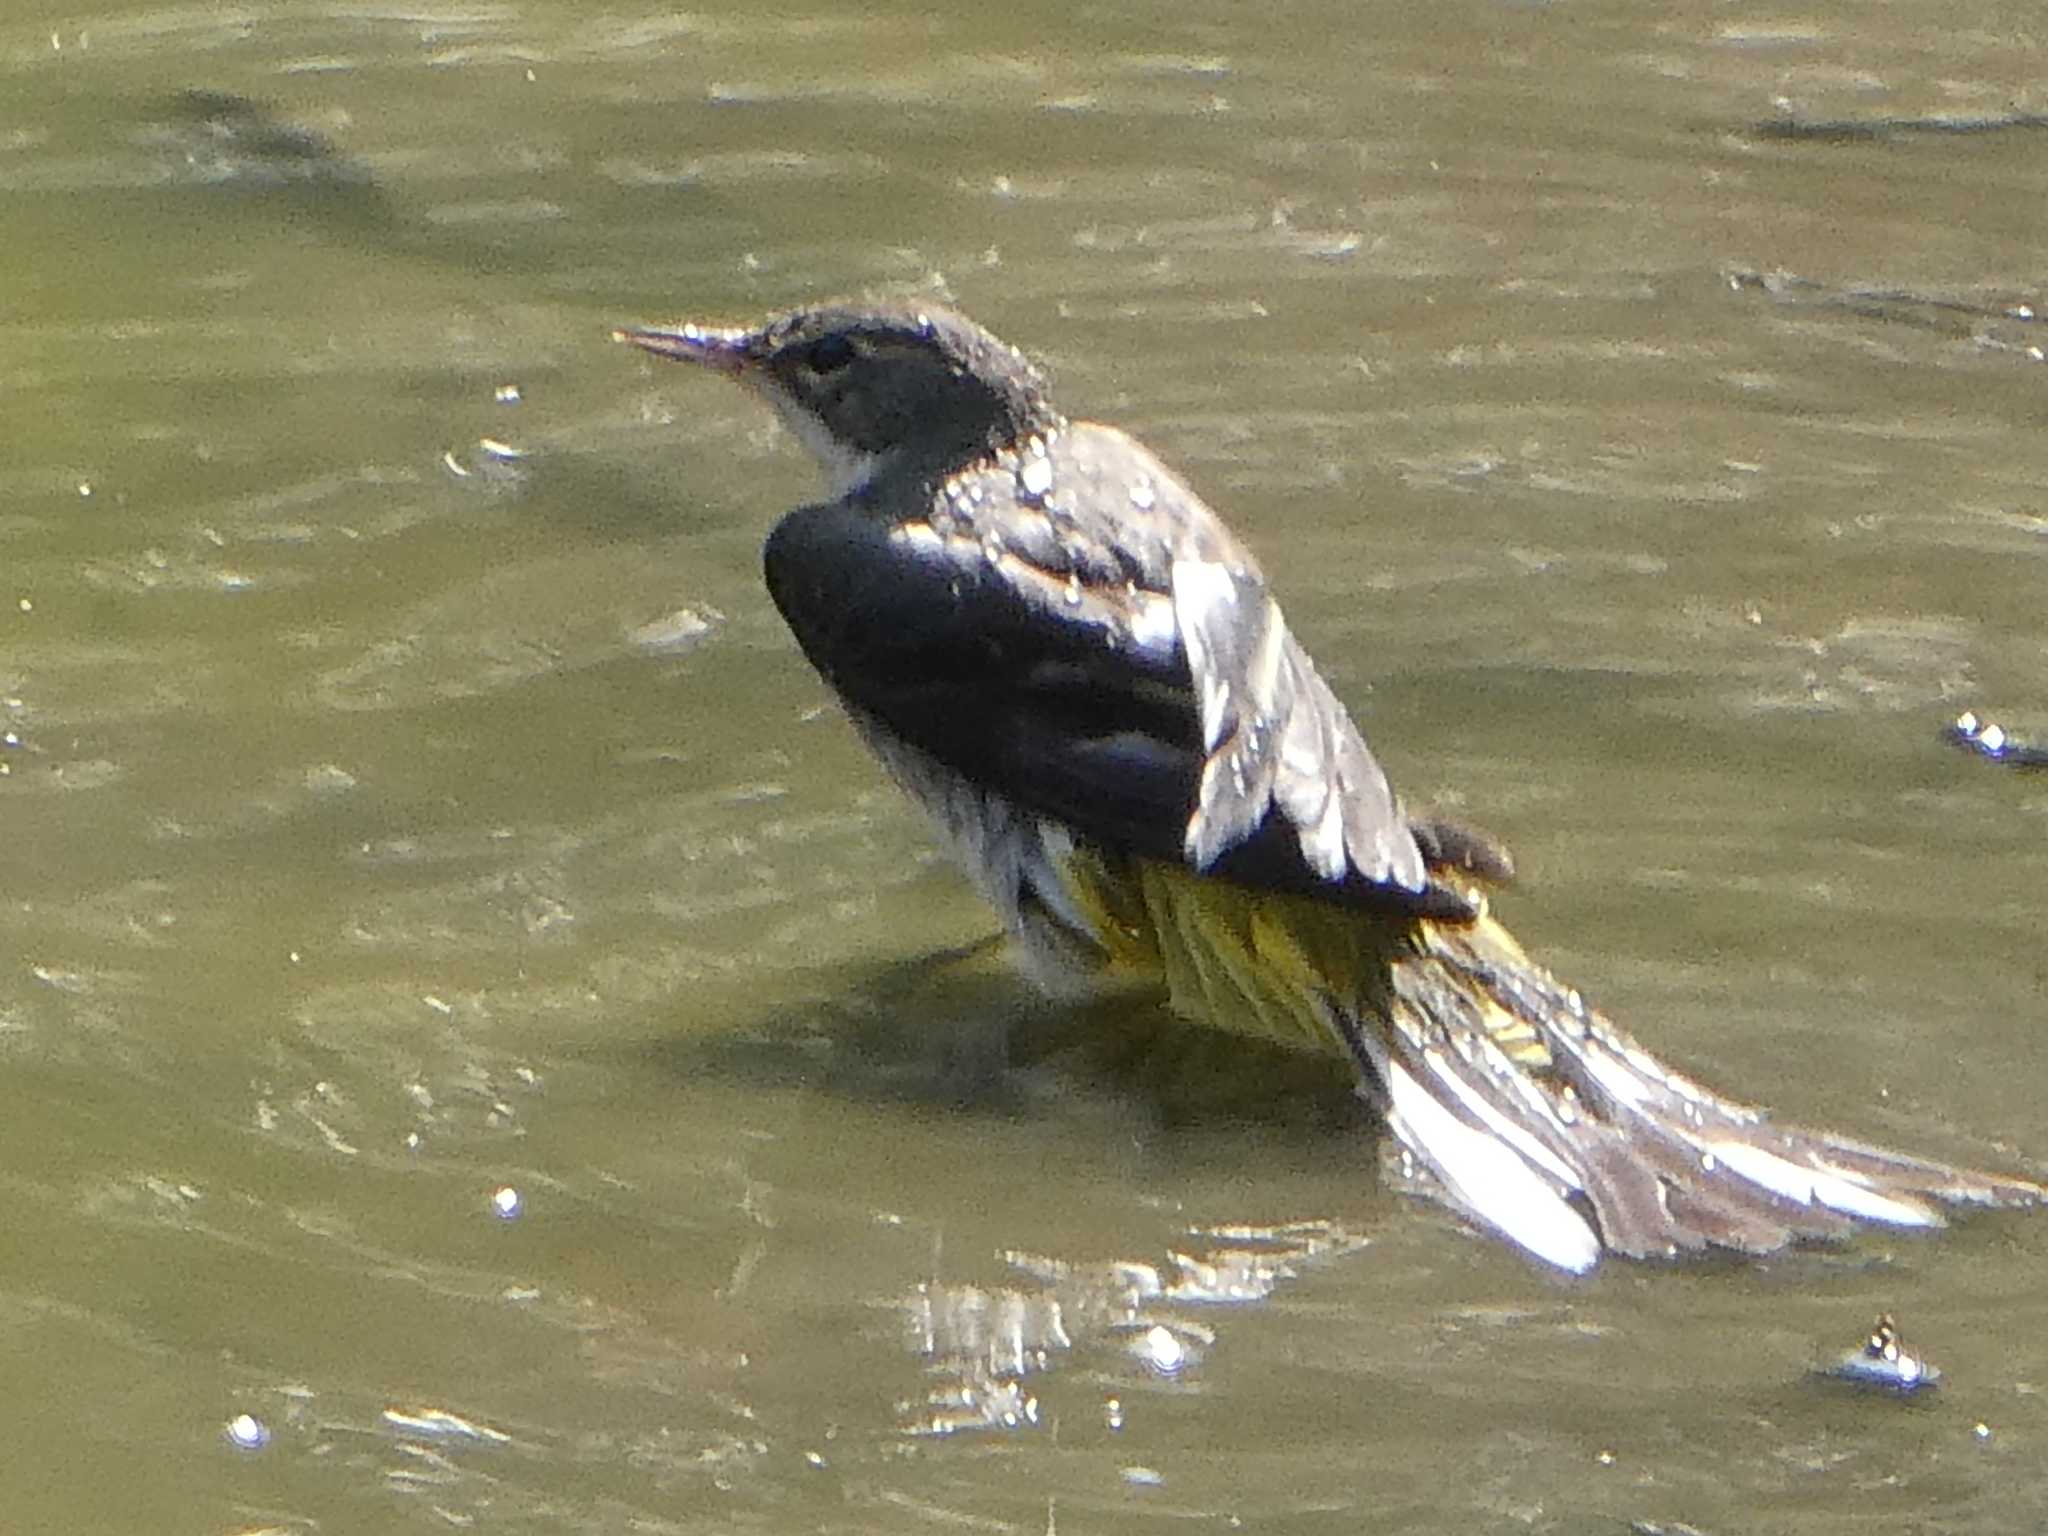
615, 298, 2043, 1272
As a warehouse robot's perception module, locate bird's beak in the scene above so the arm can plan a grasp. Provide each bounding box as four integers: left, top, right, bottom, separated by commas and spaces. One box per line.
611, 322, 754, 376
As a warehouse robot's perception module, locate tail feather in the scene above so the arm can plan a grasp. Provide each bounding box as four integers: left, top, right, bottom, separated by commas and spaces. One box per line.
1363, 912, 2046, 1269
1578, 1134, 1798, 1257
1062, 849, 2041, 1270
1377, 1050, 1602, 1273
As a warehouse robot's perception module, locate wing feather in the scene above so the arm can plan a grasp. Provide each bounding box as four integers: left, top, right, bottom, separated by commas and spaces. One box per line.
762, 422, 1434, 906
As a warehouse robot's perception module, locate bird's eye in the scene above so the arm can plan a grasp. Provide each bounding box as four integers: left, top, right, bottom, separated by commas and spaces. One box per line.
805, 334, 857, 375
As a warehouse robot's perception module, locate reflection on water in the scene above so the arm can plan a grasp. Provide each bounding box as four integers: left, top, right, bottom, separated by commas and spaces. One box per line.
912, 1220, 1371, 1435
1728, 265, 2048, 362
5, 1, 2048, 1532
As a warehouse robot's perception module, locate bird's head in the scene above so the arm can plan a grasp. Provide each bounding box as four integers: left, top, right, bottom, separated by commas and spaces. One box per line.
616, 300, 1062, 498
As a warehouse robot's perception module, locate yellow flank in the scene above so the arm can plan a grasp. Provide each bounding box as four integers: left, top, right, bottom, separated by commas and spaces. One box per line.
1052, 845, 1553, 1070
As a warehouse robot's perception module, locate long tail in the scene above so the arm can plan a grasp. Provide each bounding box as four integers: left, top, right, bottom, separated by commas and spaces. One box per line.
1334, 912, 2046, 1272
1060, 850, 2043, 1271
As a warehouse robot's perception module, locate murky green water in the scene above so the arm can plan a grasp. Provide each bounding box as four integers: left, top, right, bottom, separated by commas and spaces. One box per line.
6, 2, 2048, 1531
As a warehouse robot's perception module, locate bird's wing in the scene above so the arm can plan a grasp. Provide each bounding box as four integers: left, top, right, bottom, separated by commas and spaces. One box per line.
1170, 556, 1425, 895
761, 424, 1434, 907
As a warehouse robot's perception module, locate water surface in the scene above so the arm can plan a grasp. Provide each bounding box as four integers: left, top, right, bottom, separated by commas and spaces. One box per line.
5, 2, 2048, 1531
